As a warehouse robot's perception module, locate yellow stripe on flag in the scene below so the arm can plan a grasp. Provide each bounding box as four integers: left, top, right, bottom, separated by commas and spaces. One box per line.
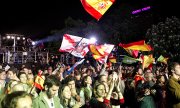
86, 0, 113, 15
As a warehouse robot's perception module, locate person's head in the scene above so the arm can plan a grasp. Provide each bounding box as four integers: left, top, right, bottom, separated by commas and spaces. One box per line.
144, 72, 154, 82
98, 74, 107, 83
169, 62, 180, 78
65, 76, 76, 90
44, 75, 60, 98
74, 70, 81, 80
82, 75, 92, 87
7, 68, 18, 80
0, 69, 6, 80
137, 68, 143, 75
93, 83, 106, 98
47, 66, 53, 75
156, 75, 165, 84
1, 91, 32, 108
59, 84, 71, 100
18, 72, 27, 83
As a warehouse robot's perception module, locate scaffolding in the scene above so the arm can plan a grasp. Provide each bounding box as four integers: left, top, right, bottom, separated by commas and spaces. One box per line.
0, 46, 49, 64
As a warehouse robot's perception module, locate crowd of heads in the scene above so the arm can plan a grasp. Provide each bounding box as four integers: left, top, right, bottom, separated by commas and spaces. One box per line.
0, 59, 180, 108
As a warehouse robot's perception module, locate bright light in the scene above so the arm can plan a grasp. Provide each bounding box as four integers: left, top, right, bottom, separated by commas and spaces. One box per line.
23, 37, 25, 40
7, 36, 10, 39
11, 36, 14, 39
17, 37, 20, 40
90, 37, 97, 44
32, 41, 36, 46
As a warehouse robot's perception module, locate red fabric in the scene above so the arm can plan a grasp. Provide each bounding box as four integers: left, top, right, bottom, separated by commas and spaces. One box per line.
119, 98, 125, 104
81, 0, 102, 20
104, 98, 110, 104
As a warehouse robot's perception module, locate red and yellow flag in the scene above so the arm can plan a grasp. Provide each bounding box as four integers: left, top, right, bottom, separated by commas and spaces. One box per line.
108, 53, 117, 63
34, 71, 44, 90
119, 40, 153, 51
141, 54, 155, 70
88, 44, 114, 63
81, 0, 115, 20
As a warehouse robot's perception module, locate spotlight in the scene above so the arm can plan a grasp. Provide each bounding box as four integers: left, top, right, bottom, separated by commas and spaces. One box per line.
32, 41, 36, 46
7, 36, 10, 39
17, 37, 20, 40
90, 37, 97, 44
23, 37, 25, 40
11, 36, 14, 39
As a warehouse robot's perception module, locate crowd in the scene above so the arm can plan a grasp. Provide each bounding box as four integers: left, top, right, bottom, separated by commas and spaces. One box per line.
0, 59, 180, 108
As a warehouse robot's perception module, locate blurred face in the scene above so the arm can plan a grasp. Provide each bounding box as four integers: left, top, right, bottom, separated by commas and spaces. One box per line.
47, 85, 59, 99
159, 76, 165, 83
100, 75, 107, 83
7, 71, 14, 79
137, 68, 143, 75
23, 68, 29, 75
85, 76, 92, 85
0, 71, 6, 80
48, 67, 53, 74
68, 80, 75, 90
174, 64, 180, 76
20, 74, 27, 83
16, 96, 32, 108
62, 86, 71, 99
96, 84, 106, 98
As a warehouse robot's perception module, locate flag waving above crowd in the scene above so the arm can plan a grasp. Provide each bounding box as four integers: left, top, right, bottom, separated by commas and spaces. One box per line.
89, 44, 114, 63
59, 34, 90, 58
80, 0, 115, 20
119, 40, 153, 51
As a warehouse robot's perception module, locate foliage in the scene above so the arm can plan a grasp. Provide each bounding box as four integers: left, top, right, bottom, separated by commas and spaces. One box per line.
146, 16, 180, 62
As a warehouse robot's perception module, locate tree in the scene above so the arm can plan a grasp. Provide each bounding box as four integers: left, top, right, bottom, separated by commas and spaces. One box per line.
146, 16, 180, 62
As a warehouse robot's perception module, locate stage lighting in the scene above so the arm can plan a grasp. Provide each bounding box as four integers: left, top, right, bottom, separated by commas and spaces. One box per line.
90, 37, 97, 44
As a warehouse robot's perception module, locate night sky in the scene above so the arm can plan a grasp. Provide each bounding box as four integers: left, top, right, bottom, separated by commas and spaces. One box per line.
0, 0, 178, 40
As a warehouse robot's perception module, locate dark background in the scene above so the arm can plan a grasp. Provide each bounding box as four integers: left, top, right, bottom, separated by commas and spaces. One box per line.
0, 0, 178, 39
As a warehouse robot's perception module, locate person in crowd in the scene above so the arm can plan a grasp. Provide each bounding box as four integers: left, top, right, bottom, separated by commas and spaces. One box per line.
74, 70, 82, 90
134, 67, 144, 87
0, 69, 6, 95
63, 75, 82, 103
1, 91, 32, 108
89, 74, 124, 108
33, 75, 62, 108
59, 84, 82, 108
135, 68, 156, 108
80, 75, 93, 107
6, 68, 19, 81
17, 72, 30, 92
166, 62, 180, 108
153, 75, 167, 108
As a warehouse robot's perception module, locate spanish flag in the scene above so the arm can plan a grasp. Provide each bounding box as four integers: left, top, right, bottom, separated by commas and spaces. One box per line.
34, 71, 44, 90
109, 53, 117, 63
141, 54, 155, 70
119, 40, 153, 51
81, 0, 115, 20
125, 49, 139, 58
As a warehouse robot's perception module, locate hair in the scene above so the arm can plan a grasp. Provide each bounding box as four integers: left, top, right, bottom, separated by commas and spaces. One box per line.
17, 72, 27, 79
93, 82, 106, 98
58, 84, 70, 107
44, 75, 60, 88
1, 91, 32, 108
7, 67, 19, 75
81, 75, 90, 87
168, 62, 180, 75
63, 75, 75, 85
0, 69, 5, 74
